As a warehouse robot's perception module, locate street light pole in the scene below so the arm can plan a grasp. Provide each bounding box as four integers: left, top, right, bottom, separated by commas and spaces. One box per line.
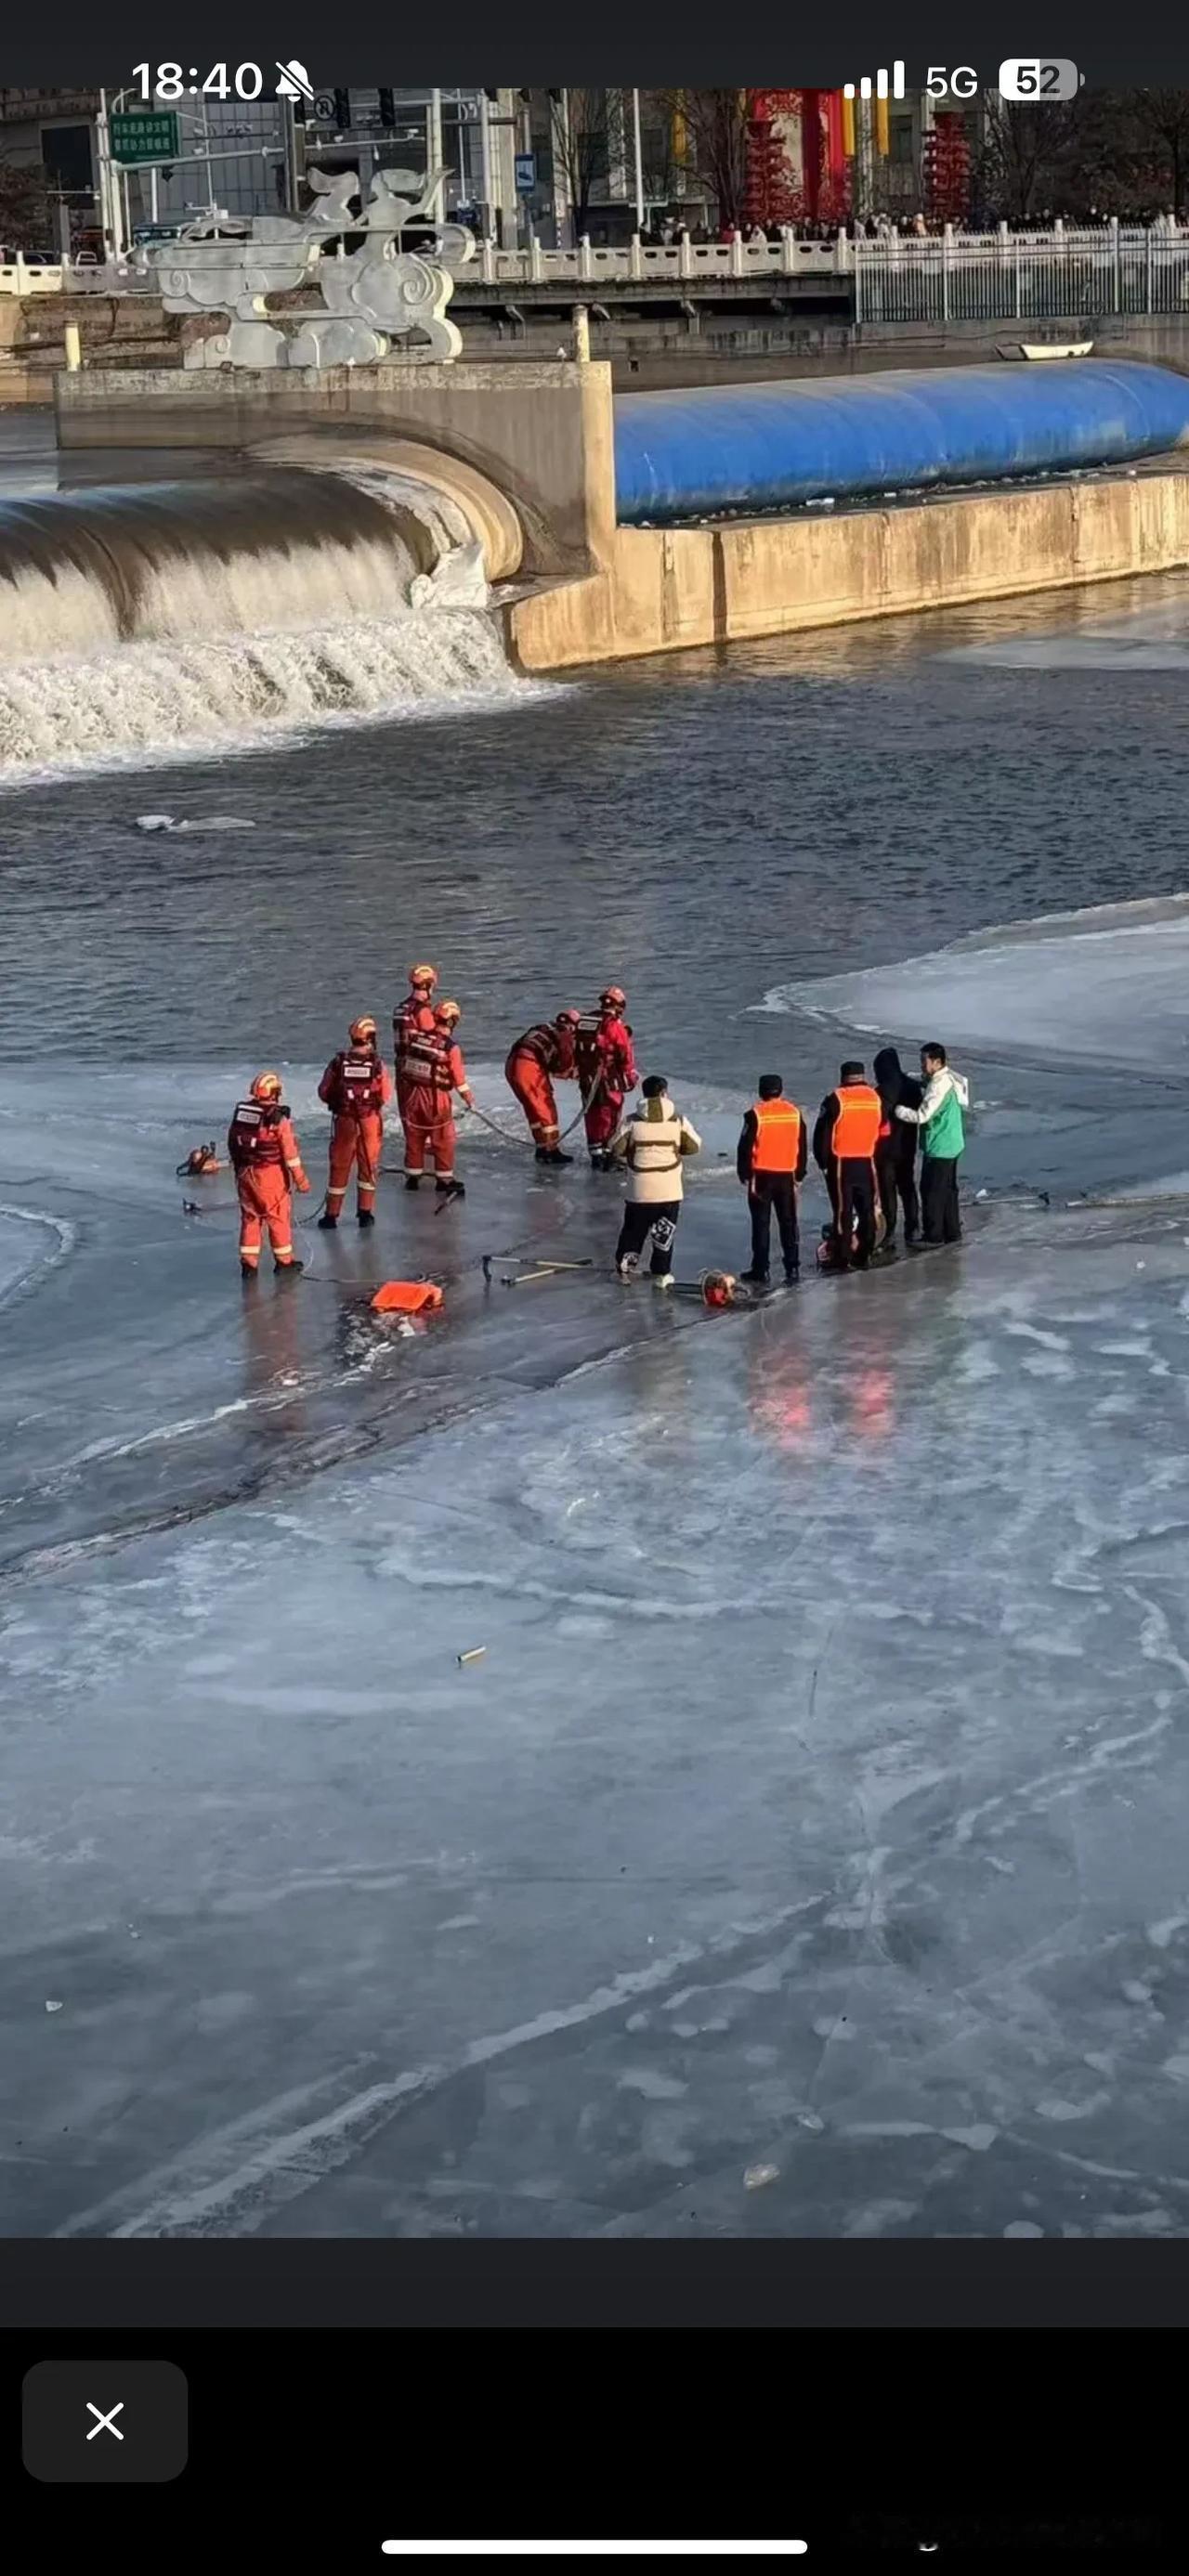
478, 88, 493, 235
427, 88, 444, 214
632, 87, 645, 230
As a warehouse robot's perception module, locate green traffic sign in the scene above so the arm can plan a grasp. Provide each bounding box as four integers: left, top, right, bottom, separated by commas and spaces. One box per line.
110, 110, 180, 166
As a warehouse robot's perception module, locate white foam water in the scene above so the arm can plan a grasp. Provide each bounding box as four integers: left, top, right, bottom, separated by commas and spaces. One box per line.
0, 608, 538, 782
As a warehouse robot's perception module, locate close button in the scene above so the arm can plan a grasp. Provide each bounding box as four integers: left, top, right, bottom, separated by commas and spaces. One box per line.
22, 2361, 188, 2483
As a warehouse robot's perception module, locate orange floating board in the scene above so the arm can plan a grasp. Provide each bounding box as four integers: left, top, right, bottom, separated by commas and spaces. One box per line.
370, 1280, 444, 1315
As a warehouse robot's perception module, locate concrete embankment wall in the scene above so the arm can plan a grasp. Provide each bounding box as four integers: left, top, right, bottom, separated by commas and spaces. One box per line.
508, 468, 1189, 670
52, 357, 1189, 675
54, 361, 614, 577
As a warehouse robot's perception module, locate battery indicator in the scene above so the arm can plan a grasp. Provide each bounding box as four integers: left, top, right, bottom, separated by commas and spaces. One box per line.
999, 59, 1083, 102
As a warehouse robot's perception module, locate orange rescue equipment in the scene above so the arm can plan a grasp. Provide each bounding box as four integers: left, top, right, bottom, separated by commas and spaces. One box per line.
830, 1084, 882, 1161
751, 1097, 802, 1174
370, 1280, 445, 1315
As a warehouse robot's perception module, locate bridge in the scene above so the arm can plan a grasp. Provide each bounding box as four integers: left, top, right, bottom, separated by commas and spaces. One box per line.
9, 225, 1189, 328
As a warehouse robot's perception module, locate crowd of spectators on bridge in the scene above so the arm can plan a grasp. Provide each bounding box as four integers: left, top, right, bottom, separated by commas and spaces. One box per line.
635, 206, 1188, 250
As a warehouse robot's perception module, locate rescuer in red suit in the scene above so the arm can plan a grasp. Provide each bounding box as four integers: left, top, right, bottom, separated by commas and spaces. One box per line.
228, 1072, 310, 1278
399, 999, 475, 1193
504, 1010, 581, 1162
317, 1015, 393, 1229
574, 985, 638, 1170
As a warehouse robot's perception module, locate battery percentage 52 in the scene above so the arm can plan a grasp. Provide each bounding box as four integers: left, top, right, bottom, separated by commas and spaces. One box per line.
999, 59, 1084, 102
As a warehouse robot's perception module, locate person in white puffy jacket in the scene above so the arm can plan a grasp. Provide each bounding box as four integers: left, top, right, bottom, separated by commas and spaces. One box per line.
610, 1075, 701, 1285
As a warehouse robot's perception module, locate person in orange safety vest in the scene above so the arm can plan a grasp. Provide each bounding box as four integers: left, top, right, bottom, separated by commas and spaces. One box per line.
400, 1000, 475, 1194
317, 1015, 393, 1229
812, 1060, 883, 1270
504, 1009, 581, 1162
574, 985, 638, 1170
227, 1072, 309, 1279
737, 1073, 808, 1284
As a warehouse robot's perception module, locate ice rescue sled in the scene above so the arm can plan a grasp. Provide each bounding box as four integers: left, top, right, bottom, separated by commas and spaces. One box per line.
370, 1281, 444, 1315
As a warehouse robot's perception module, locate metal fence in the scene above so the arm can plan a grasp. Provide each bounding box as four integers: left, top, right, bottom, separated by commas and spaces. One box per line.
854, 225, 1189, 325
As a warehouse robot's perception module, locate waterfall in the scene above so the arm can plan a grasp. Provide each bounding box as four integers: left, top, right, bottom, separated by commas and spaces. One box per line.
0, 467, 530, 781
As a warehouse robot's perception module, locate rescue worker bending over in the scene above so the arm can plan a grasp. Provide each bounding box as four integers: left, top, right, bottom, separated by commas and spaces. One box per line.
318, 1016, 393, 1229
574, 985, 638, 1170
813, 1061, 882, 1270
737, 1073, 807, 1284
505, 1009, 581, 1163
405, 999, 475, 1195
228, 1072, 309, 1280
611, 1073, 701, 1285
895, 1041, 969, 1245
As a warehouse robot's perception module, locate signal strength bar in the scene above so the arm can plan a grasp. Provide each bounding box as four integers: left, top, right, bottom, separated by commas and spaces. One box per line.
843, 63, 906, 101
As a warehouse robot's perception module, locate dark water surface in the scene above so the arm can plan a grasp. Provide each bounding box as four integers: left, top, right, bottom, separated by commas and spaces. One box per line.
3, 566, 1189, 1089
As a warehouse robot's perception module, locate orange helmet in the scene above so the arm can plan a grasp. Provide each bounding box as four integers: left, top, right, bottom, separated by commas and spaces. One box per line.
349, 1015, 377, 1042
408, 962, 437, 988
555, 1008, 581, 1028
251, 1070, 282, 1101
436, 999, 461, 1024
600, 984, 627, 1009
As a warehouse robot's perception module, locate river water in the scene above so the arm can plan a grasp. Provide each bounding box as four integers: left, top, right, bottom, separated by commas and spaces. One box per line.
6, 410, 1189, 2241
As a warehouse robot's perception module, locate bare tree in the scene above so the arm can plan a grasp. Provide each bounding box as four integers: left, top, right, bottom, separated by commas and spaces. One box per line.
1127, 87, 1189, 212
660, 88, 751, 231
548, 87, 609, 241
0, 149, 49, 251
976, 95, 1080, 220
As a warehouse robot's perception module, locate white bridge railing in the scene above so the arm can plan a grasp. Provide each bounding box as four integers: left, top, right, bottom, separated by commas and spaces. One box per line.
7, 226, 1189, 320
853, 222, 1189, 323
472, 232, 847, 286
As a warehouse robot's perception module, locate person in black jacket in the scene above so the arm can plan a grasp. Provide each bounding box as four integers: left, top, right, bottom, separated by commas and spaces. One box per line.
873, 1045, 922, 1248
737, 1073, 808, 1283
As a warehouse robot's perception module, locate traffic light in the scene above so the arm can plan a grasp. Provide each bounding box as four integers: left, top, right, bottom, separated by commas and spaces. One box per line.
333, 87, 350, 132
378, 88, 395, 128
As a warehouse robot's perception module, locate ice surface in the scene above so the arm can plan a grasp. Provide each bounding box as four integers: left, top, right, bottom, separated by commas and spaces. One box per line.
769, 892, 1189, 1078
6, 1044, 1189, 2239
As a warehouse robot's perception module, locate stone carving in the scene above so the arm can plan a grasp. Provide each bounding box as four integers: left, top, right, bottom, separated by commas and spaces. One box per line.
143, 165, 474, 371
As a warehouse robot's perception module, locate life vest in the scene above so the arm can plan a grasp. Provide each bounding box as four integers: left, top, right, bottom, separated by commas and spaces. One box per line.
329, 1048, 385, 1118
625, 1103, 686, 1176
830, 1084, 882, 1162
228, 1099, 287, 1168
399, 1021, 455, 1090
513, 1022, 567, 1075
394, 997, 434, 1076
751, 1097, 802, 1175
573, 1009, 604, 1087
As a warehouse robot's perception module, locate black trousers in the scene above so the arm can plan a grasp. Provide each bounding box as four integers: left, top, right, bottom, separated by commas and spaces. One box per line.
921, 1156, 961, 1244
616, 1199, 680, 1274
828, 1159, 877, 1267
748, 1176, 800, 1278
875, 1142, 920, 1244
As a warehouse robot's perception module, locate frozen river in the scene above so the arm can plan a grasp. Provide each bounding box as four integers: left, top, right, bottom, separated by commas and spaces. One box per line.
5, 454, 1189, 2236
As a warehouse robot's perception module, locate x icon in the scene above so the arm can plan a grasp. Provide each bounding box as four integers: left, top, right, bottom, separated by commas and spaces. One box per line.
85, 2400, 124, 2441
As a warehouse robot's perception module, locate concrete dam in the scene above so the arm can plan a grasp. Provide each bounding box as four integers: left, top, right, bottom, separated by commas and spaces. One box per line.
19, 353, 1189, 769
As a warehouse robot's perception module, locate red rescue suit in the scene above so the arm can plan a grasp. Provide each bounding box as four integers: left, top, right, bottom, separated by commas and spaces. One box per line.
318, 1046, 393, 1217
504, 1021, 577, 1150
574, 1008, 637, 1153
227, 1099, 308, 1268
399, 1021, 472, 1177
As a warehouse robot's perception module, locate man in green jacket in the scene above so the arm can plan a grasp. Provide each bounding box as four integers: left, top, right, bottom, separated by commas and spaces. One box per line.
895, 1042, 969, 1245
